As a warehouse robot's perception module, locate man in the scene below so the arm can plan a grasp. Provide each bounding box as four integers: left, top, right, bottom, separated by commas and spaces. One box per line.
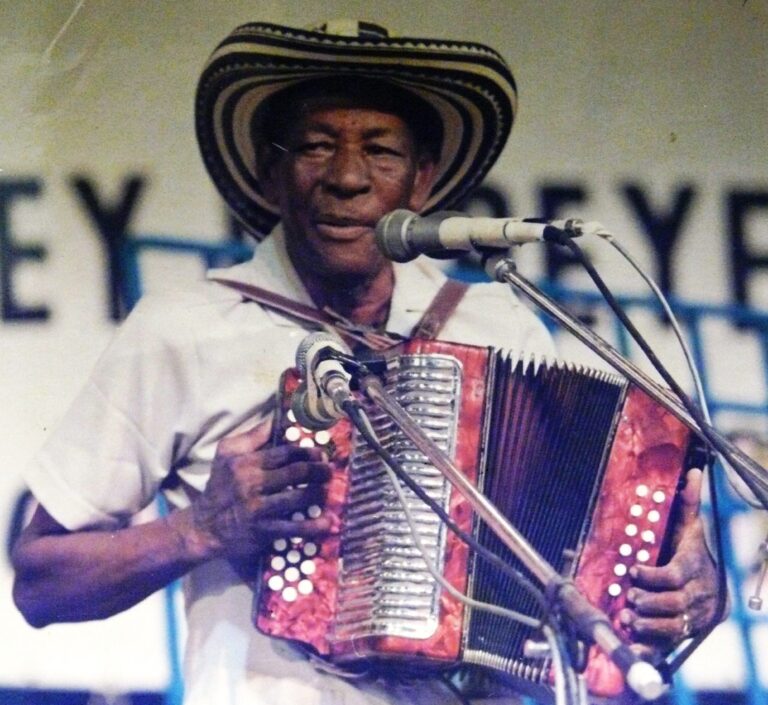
12, 19, 718, 705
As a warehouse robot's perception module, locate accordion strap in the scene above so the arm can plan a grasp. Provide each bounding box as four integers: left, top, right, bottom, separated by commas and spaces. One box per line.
210, 276, 468, 348
410, 278, 469, 340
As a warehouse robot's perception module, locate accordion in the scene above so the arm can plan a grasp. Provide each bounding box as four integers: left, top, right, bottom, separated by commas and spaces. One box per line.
254, 339, 696, 698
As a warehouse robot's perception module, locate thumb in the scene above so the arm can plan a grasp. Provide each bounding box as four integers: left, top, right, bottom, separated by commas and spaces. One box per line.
680, 467, 704, 517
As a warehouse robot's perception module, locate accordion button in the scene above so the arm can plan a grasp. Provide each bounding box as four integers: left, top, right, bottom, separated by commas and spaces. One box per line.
299, 438, 315, 448
287, 410, 297, 423
301, 560, 316, 576
304, 542, 318, 557
285, 426, 301, 442
625, 524, 639, 537
647, 509, 661, 523
637, 549, 651, 563
630, 504, 643, 517
307, 505, 322, 519
273, 538, 288, 552
641, 530, 656, 543
314, 430, 331, 445
270, 556, 286, 571
287, 549, 302, 564
608, 583, 622, 597
292, 512, 306, 521
282, 586, 298, 602
653, 490, 666, 503
635, 484, 649, 498
298, 579, 314, 595
614, 564, 628, 577
619, 543, 633, 557
268, 575, 285, 591
285, 567, 300, 582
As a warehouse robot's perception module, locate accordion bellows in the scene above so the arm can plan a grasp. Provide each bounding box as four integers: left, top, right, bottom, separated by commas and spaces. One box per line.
255, 339, 694, 697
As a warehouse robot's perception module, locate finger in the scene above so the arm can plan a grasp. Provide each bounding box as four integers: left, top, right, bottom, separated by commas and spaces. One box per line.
217, 418, 273, 455
256, 517, 333, 540
258, 461, 332, 494
251, 484, 327, 519
258, 442, 327, 469
630, 560, 688, 591
626, 586, 688, 616
620, 611, 689, 644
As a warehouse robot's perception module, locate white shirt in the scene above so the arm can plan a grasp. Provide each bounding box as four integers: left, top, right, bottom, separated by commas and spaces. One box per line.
25, 227, 554, 705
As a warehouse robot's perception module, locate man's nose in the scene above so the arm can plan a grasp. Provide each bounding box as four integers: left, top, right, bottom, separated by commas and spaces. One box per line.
322, 145, 371, 196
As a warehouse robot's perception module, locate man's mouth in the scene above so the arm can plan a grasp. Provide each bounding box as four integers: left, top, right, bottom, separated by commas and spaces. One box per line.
314, 216, 375, 240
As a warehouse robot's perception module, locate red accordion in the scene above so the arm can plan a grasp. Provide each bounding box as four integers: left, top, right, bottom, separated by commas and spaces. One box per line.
254, 339, 695, 698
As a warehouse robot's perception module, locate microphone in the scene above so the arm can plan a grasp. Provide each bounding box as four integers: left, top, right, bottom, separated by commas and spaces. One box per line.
291, 332, 354, 430
375, 209, 606, 262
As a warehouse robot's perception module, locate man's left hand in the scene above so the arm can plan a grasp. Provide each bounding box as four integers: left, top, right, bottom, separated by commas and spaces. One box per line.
619, 468, 723, 654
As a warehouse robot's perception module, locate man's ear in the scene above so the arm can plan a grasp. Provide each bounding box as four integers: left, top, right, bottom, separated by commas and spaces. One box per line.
407, 156, 437, 212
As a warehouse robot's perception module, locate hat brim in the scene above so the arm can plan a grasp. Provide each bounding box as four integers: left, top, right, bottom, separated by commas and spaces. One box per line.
196, 22, 517, 235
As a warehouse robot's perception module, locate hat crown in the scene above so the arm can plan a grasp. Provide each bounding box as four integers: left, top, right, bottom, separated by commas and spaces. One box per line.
310, 19, 390, 40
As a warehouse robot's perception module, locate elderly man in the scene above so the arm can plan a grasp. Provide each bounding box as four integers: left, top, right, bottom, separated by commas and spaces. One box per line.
12, 19, 717, 705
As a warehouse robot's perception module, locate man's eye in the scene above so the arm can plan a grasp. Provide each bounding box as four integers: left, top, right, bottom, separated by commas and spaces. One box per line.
295, 141, 334, 157
366, 144, 403, 157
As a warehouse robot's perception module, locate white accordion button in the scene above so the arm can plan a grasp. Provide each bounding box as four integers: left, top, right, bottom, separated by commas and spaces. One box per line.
314, 430, 331, 446
307, 504, 322, 519
635, 484, 649, 498
653, 490, 666, 504
284, 567, 300, 583
284, 427, 301, 442
300, 559, 316, 576
619, 543, 633, 557
647, 509, 661, 523
268, 575, 285, 591
608, 583, 622, 597
273, 538, 288, 552
270, 556, 286, 572
286, 549, 301, 564
614, 563, 628, 577
282, 586, 298, 602
637, 549, 651, 563
630, 504, 643, 517
298, 579, 314, 595
304, 542, 318, 557
641, 529, 656, 543
625, 523, 639, 537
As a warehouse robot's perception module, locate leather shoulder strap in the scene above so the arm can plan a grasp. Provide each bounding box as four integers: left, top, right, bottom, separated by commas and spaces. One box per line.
409, 278, 470, 340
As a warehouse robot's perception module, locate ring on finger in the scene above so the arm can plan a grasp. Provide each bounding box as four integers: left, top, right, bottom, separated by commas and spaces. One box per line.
681, 611, 692, 639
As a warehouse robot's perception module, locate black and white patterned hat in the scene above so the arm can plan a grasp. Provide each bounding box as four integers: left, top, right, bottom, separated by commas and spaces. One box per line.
196, 19, 517, 235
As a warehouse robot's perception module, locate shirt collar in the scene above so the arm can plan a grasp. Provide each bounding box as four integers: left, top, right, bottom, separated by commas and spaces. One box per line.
206, 225, 447, 336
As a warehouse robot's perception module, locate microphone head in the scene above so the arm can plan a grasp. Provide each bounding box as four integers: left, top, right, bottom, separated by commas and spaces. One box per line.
295, 331, 348, 376
375, 209, 419, 262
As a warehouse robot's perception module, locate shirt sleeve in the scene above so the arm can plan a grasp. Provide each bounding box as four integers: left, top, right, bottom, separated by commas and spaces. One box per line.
24, 292, 201, 531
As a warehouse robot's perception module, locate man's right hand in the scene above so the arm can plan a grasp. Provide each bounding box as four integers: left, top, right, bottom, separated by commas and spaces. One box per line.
190, 418, 332, 560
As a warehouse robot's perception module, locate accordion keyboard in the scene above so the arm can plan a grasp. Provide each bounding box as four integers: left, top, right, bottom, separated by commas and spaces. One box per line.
333, 353, 463, 642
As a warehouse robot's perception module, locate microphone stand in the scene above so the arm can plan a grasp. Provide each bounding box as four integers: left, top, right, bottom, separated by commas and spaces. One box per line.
355, 371, 666, 702
483, 252, 768, 508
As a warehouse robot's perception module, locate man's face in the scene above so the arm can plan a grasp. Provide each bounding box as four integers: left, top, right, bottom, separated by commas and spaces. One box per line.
262, 106, 435, 281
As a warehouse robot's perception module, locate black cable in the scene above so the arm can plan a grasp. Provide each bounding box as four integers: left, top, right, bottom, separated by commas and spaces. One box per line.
548, 232, 730, 673
342, 399, 551, 619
